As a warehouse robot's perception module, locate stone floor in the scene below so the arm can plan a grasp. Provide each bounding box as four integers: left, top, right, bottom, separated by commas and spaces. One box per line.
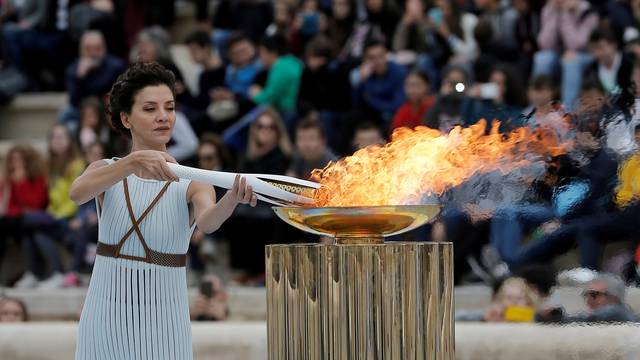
2, 285, 639, 322
1, 321, 638, 360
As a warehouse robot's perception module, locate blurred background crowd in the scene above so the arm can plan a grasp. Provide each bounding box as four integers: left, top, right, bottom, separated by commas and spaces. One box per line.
0, 0, 639, 324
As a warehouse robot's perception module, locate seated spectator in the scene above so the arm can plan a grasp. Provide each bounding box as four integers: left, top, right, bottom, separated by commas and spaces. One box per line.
200, 32, 263, 133
1, 145, 48, 288
522, 75, 560, 127
167, 112, 199, 163
352, 121, 386, 151
265, 0, 296, 39
532, 0, 599, 110
24, 124, 85, 289
251, 34, 304, 123
298, 35, 351, 145
130, 26, 190, 104
424, 64, 473, 132
472, 19, 505, 83
290, 0, 328, 55
351, 38, 407, 126
1, 0, 72, 90
76, 97, 111, 153
392, 0, 451, 83
287, 115, 338, 180
584, 27, 635, 109
324, 0, 356, 52
298, 35, 351, 115
473, 0, 519, 62
512, 0, 544, 77
390, 70, 435, 132
189, 134, 232, 280
60, 30, 126, 128
184, 30, 225, 110
463, 65, 527, 131
0, 297, 28, 322
62, 142, 105, 287
491, 113, 620, 271
364, 0, 400, 48
212, 0, 273, 41
223, 33, 262, 100
457, 276, 541, 322
192, 275, 229, 321
226, 107, 292, 285
565, 274, 637, 322
430, 0, 479, 64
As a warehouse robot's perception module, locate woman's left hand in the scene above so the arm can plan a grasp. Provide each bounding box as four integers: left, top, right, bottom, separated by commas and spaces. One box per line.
226, 175, 258, 207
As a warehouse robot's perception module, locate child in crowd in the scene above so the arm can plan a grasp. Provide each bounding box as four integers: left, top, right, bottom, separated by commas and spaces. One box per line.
21, 124, 85, 288
62, 142, 105, 287
390, 71, 435, 132
2, 145, 48, 288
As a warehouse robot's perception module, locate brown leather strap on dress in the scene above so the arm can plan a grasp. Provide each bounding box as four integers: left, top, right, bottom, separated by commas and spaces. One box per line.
96, 178, 187, 268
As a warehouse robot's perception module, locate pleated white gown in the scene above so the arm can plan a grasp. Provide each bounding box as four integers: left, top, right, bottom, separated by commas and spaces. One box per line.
76, 162, 196, 360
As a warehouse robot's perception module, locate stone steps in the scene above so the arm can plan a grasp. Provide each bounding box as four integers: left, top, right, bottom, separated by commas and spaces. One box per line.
0, 93, 66, 142
3, 285, 639, 322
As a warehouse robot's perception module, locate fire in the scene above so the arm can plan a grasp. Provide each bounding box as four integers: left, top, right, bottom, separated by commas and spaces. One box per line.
310, 120, 570, 207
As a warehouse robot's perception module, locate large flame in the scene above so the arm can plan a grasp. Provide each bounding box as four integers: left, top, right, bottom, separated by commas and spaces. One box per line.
311, 120, 570, 207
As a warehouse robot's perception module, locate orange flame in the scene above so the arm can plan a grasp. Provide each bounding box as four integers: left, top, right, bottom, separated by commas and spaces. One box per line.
311, 120, 570, 207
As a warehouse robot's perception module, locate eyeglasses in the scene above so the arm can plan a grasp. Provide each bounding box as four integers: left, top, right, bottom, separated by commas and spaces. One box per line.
582, 290, 610, 299
256, 123, 277, 131
199, 155, 218, 162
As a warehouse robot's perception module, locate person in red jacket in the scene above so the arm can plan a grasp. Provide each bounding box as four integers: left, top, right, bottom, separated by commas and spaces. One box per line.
390, 71, 435, 132
0, 145, 48, 286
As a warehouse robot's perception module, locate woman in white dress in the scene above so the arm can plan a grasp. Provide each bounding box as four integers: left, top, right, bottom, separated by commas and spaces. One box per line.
70, 62, 257, 360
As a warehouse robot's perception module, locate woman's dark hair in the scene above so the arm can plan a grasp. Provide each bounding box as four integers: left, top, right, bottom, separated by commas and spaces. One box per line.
108, 62, 176, 137
259, 34, 289, 56
407, 69, 431, 86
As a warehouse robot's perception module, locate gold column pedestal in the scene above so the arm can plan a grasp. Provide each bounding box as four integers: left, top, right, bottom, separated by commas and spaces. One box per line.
266, 241, 454, 359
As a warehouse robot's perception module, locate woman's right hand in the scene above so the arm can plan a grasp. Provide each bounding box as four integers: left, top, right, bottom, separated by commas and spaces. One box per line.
125, 150, 179, 182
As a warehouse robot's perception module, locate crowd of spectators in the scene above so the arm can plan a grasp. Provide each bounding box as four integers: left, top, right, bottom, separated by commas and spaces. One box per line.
0, 0, 639, 303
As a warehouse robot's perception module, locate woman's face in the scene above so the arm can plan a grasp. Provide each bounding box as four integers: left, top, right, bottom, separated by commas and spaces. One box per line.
49, 125, 71, 156
366, 0, 384, 12
81, 106, 100, 129
254, 114, 279, 148
333, 0, 351, 19
8, 151, 26, 176
122, 85, 176, 148
198, 143, 221, 171
502, 283, 530, 307
405, 74, 429, 103
0, 300, 25, 322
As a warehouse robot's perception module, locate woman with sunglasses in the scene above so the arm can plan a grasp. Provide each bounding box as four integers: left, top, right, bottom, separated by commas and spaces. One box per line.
226, 107, 293, 285
71, 62, 257, 359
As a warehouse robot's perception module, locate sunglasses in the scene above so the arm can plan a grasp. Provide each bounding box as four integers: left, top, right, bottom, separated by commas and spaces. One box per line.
582, 290, 610, 299
199, 155, 218, 162
256, 123, 277, 131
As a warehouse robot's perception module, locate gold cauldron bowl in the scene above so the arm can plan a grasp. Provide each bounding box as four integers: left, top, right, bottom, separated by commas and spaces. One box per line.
273, 204, 441, 244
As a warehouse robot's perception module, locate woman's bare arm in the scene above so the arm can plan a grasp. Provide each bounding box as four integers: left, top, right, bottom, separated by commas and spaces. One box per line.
69, 150, 179, 205
188, 175, 257, 234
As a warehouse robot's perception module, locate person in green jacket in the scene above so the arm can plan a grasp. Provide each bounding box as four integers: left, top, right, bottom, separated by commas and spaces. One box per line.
250, 34, 303, 117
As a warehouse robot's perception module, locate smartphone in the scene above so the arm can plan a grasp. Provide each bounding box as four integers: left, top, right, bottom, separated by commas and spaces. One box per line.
479, 83, 500, 100
504, 305, 535, 322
